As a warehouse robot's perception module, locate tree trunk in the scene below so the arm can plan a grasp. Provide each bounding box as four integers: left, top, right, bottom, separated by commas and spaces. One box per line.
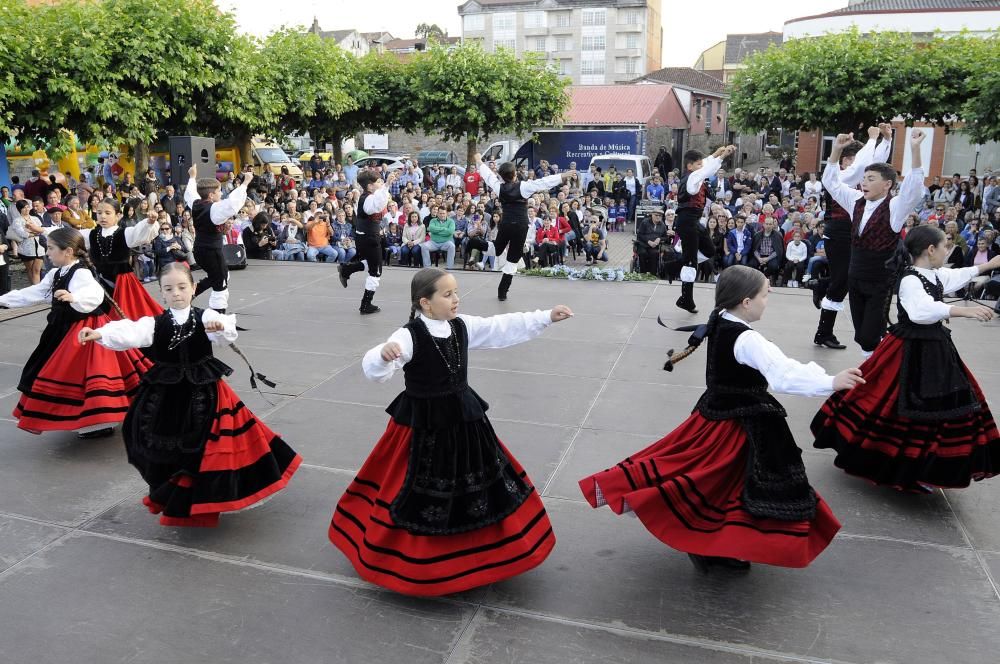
237, 133, 252, 171
133, 139, 150, 181
332, 135, 343, 165
466, 135, 478, 169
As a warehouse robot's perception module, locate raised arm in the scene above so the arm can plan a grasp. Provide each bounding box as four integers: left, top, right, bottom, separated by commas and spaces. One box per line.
685, 145, 736, 195
823, 133, 865, 212
478, 161, 504, 194
183, 175, 199, 208
460, 310, 552, 350
890, 129, 927, 232
520, 172, 569, 198
363, 185, 392, 215
209, 174, 251, 225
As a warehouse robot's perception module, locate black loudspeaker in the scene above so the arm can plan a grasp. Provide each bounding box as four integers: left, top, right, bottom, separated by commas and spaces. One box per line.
169, 136, 216, 187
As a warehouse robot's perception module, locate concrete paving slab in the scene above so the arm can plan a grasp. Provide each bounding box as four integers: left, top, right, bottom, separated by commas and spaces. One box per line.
0, 515, 66, 573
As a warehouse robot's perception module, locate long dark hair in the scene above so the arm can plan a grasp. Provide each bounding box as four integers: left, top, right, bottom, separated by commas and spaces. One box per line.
408, 267, 449, 321
47, 227, 91, 268
664, 266, 767, 371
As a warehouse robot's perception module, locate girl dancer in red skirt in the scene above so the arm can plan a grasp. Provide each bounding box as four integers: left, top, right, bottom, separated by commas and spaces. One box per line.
580, 266, 865, 572
0, 228, 150, 438
78, 263, 300, 527
812, 225, 1000, 492
329, 267, 574, 595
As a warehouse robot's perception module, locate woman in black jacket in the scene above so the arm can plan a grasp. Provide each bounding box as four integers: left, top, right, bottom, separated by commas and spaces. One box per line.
242, 212, 277, 260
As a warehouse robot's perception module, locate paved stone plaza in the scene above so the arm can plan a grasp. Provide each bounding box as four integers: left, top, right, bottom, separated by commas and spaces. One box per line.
1, 261, 999, 663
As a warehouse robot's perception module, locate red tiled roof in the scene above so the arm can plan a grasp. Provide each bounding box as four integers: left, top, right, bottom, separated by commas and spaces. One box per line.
564, 86, 687, 128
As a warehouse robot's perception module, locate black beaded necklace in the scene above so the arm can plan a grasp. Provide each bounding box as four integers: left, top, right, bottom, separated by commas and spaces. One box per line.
429, 318, 462, 378
94, 227, 118, 260
168, 308, 198, 350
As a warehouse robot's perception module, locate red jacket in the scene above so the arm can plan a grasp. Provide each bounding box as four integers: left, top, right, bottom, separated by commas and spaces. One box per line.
536, 225, 563, 244
555, 215, 573, 235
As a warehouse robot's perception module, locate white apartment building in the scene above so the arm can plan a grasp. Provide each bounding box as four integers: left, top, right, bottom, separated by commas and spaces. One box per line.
457, 0, 663, 85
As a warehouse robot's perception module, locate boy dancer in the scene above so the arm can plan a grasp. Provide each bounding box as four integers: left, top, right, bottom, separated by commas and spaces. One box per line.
474, 154, 576, 301
813, 124, 892, 349
675, 145, 736, 314
822, 129, 926, 357
339, 169, 398, 314
183, 165, 252, 313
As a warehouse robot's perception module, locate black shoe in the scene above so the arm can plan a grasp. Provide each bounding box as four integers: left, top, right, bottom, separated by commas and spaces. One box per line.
675, 295, 697, 314
338, 263, 350, 288
77, 427, 114, 440
814, 335, 846, 349
811, 286, 823, 309
359, 289, 380, 315
688, 553, 711, 574
498, 293, 507, 302
709, 556, 751, 571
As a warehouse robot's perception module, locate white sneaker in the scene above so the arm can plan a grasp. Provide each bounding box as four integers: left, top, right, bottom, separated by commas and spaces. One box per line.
789, 280, 798, 288
476, 262, 484, 271
803, 273, 811, 283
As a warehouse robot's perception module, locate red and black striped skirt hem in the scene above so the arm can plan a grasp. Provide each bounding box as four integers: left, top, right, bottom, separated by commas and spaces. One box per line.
329, 419, 555, 596
579, 412, 840, 568
811, 335, 1000, 490
113, 272, 163, 320
14, 317, 151, 432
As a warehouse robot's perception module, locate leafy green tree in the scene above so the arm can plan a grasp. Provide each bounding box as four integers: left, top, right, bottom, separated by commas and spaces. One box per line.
311, 53, 410, 164
405, 42, 570, 165
415, 23, 446, 41
256, 29, 357, 156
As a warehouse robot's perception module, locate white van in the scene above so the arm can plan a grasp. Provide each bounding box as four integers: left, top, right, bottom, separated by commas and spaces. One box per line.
589, 154, 654, 188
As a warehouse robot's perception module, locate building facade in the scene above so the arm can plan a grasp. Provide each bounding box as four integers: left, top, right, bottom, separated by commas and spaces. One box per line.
457, 0, 663, 85
692, 32, 782, 84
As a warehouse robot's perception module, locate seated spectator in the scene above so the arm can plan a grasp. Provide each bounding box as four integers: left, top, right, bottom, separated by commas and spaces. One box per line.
305, 212, 337, 262
535, 217, 563, 267
152, 218, 188, 268
965, 235, 998, 296
331, 210, 356, 264
635, 209, 668, 275
384, 221, 403, 264
276, 214, 306, 261
705, 215, 727, 279
804, 238, 827, 283
725, 216, 753, 267
243, 212, 278, 260
421, 207, 456, 268
750, 217, 784, 281
453, 205, 469, 258
401, 211, 425, 267
782, 229, 808, 287
62, 195, 95, 230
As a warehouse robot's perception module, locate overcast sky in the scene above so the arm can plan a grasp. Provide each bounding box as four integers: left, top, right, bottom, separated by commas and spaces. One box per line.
218, 0, 847, 67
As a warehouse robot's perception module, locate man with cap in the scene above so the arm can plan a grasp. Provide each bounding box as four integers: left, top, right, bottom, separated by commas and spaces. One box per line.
474, 152, 576, 301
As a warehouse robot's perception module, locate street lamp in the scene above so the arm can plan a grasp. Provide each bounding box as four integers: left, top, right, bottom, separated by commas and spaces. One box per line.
975, 143, 981, 172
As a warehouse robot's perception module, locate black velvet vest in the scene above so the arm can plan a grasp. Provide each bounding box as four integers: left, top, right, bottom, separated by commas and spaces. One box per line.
356, 192, 381, 236
850, 194, 898, 279
499, 182, 529, 226
695, 317, 785, 420
48, 262, 103, 325
677, 175, 710, 226
142, 308, 232, 385
89, 227, 132, 282
192, 200, 222, 249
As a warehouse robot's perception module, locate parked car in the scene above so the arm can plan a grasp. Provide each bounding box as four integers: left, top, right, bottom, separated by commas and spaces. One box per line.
354, 155, 409, 172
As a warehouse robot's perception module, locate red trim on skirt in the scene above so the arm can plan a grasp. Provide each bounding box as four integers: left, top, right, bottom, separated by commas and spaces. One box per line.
579, 412, 840, 568
113, 272, 163, 320
14, 316, 151, 432
812, 333, 1000, 489
329, 419, 555, 596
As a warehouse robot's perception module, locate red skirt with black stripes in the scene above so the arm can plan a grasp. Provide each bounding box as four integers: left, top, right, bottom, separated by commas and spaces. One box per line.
579, 413, 840, 568
329, 419, 555, 596
112, 272, 163, 320
13, 316, 151, 433
132, 380, 301, 527
812, 334, 1000, 491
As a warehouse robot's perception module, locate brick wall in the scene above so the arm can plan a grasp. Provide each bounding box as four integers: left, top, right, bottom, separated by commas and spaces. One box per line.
796, 129, 822, 174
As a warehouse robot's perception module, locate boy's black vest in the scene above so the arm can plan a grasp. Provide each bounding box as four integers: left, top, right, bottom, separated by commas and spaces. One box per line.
356, 192, 381, 236
676, 174, 711, 226
849, 194, 896, 280
498, 182, 529, 226
192, 200, 222, 250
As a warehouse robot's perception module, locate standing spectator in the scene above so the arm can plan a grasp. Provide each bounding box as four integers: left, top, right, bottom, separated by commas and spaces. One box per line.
654, 146, 673, 181
462, 164, 482, 196
140, 168, 159, 197
23, 170, 48, 201
421, 207, 456, 268
343, 156, 359, 187
11, 200, 44, 284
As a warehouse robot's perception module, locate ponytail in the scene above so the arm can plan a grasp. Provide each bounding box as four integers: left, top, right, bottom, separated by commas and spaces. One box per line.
664, 309, 721, 372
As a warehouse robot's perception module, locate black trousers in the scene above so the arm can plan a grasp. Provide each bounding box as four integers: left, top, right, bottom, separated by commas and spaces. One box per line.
0, 263, 9, 295
824, 233, 851, 302
848, 275, 893, 352
675, 219, 715, 269
192, 246, 228, 296
493, 221, 528, 264
355, 235, 382, 277
636, 244, 660, 274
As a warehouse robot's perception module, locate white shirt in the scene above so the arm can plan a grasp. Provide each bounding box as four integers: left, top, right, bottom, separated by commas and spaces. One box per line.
0, 260, 105, 313
184, 179, 249, 226
723, 311, 836, 397
786, 240, 808, 262
94, 307, 238, 350
898, 266, 979, 324
43, 218, 159, 250
822, 162, 925, 235
478, 163, 564, 199
804, 180, 823, 198
686, 156, 723, 195
838, 137, 893, 188
362, 186, 391, 217
362, 310, 552, 383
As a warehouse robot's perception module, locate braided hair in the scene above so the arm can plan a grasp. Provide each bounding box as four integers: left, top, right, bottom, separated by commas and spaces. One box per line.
664, 265, 767, 371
